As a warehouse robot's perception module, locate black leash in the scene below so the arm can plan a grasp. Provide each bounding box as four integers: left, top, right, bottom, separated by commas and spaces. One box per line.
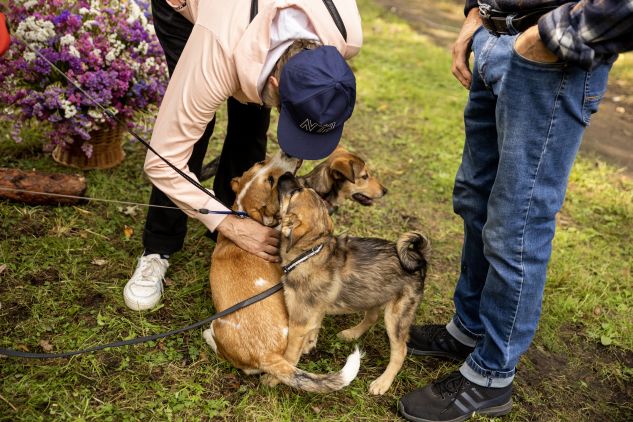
1, 245, 324, 360
0, 4, 340, 361
0, 283, 283, 359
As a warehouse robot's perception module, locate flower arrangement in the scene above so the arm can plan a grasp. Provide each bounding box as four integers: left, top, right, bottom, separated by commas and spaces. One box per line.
0, 0, 168, 157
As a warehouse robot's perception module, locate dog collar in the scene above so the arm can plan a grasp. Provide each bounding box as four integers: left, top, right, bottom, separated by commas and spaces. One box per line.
282, 243, 325, 274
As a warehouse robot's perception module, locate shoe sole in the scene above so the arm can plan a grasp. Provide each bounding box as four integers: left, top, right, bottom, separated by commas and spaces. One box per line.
398, 399, 513, 422
123, 288, 161, 311
406, 347, 468, 362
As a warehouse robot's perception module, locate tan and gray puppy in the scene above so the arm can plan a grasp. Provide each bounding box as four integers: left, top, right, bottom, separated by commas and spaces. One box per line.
204, 152, 361, 393
298, 146, 387, 213
277, 173, 429, 395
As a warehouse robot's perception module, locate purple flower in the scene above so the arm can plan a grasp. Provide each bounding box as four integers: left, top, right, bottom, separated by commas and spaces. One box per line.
0, 0, 168, 155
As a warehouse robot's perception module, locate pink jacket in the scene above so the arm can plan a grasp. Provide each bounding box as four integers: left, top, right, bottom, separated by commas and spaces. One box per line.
144, 0, 363, 232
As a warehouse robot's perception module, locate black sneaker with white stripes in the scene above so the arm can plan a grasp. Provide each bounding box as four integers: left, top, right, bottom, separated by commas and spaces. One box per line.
398, 371, 513, 422
407, 324, 474, 361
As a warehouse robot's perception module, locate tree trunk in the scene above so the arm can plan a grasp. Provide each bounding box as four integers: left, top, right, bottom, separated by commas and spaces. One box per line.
0, 168, 87, 205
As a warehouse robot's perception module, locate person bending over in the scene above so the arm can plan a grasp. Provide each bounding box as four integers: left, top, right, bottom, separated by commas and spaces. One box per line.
124, 0, 361, 311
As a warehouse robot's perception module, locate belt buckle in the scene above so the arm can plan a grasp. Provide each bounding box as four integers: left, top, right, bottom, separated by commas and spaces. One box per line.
479, 3, 492, 19
479, 4, 499, 37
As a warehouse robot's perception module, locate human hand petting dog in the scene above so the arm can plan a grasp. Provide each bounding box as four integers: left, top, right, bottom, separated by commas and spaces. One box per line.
452, 8, 482, 89
216, 215, 280, 262
514, 25, 560, 64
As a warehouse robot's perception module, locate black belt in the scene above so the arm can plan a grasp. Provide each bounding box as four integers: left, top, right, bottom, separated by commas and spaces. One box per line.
479, 3, 558, 36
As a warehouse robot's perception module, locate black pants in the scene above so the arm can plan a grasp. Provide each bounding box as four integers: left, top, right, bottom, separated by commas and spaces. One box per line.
143, 0, 270, 254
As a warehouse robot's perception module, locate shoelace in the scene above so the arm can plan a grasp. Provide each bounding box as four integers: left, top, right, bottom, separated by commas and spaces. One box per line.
432, 371, 468, 399
136, 256, 167, 286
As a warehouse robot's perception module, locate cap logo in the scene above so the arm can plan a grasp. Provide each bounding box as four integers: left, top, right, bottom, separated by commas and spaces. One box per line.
299, 118, 337, 134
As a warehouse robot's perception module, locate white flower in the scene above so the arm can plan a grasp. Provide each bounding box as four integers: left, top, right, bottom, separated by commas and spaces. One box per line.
134, 41, 149, 55
142, 57, 157, 72
68, 46, 80, 58
127, 1, 148, 26
15, 17, 56, 47
60, 99, 78, 119
22, 0, 38, 10
88, 109, 102, 119
88, 109, 106, 123
105, 50, 117, 64
24, 52, 36, 62
59, 34, 76, 47
79, 7, 90, 15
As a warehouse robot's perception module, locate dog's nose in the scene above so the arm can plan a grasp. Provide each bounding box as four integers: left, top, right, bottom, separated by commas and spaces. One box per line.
278, 172, 300, 195
382, 186, 388, 195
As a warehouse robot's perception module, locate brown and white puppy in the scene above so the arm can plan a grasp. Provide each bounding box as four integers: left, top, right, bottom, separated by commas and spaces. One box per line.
204, 152, 360, 393
298, 146, 387, 213
277, 173, 429, 395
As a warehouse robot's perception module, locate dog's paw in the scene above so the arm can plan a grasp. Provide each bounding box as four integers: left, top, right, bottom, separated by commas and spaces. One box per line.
202, 327, 218, 354
368, 376, 393, 395
261, 374, 281, 388
337, 329, 359, 342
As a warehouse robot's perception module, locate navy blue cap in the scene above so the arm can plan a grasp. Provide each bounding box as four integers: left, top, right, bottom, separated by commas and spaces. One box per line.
277, 46, 356, 160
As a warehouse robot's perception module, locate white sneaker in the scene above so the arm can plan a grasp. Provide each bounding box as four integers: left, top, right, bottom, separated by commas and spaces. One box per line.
123, 254, 170, 311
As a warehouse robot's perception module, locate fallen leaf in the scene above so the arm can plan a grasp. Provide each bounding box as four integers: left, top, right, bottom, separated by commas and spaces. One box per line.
39, 339, 53, 352
615, 106, 626, 114
157, 340, 166, 351
123, 225, 134, 239
612, 96, 623, 103
164, 277, 174, 287
593, 306, 601, 316
0, 264, 6, 275
91, 259, 107, 266
123, 206, 140, 217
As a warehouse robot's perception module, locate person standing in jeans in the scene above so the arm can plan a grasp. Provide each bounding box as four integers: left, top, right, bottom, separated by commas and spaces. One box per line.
399, 1, 633, 421
124, 0, 271, 311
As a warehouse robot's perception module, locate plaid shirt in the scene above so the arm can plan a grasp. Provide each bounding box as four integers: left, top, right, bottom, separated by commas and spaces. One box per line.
465, 0, 633, 69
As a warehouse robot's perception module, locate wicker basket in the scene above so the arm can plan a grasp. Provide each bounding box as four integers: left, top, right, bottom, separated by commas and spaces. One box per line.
52, 122, 126, 170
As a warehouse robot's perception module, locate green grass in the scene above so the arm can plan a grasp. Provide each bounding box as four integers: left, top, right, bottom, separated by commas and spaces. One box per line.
610, 53, 633, 89
1, 1, 632, 420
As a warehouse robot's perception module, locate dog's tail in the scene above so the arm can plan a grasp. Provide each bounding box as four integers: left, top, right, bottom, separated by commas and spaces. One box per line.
396, 232, 430, 276
262, 347, 361, 393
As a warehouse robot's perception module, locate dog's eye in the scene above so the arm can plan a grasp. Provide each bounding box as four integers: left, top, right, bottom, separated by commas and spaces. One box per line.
268, 175, 275, 186
361, 174, 369, 180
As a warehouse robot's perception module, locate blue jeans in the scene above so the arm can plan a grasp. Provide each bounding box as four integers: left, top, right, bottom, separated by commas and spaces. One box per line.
450, 28, 612, 387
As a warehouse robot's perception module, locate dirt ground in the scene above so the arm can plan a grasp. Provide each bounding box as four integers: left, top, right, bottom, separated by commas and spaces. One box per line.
375, 0, 633, 177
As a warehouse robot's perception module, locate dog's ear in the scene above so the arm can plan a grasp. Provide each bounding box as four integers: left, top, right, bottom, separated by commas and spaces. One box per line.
351, 158, 365, 182
281, 213, 303, 253
230, 177, 241, 194
330, 158, 356, 183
